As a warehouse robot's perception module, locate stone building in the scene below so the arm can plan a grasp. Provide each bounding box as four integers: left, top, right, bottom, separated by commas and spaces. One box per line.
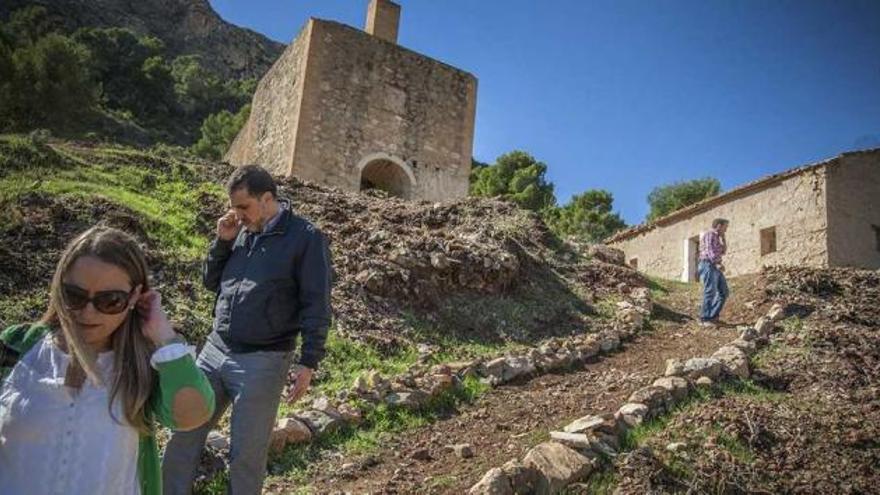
607, 149, 880, 281
225, 0, 478, 202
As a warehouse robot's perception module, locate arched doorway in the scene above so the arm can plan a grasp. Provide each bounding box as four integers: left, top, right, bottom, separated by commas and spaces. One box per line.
357, 153, 416, 199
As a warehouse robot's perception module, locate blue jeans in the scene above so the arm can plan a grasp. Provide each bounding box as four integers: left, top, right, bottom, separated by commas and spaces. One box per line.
698, 260, 729, 321
162, 339, 293, 495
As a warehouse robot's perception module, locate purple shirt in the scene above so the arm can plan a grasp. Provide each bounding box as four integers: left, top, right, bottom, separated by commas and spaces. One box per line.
699, 228, 726, 264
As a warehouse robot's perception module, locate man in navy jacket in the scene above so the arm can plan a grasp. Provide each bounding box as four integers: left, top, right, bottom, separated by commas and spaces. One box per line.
163, 164, 332, 494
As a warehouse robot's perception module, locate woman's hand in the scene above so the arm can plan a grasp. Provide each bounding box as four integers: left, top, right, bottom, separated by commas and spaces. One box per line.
136, 289, 177, 345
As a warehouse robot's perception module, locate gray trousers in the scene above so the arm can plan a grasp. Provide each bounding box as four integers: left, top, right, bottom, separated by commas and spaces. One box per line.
162, 339, 292, 495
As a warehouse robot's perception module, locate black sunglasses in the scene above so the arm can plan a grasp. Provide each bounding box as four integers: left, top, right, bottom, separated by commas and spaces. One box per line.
62, 284, 135, 315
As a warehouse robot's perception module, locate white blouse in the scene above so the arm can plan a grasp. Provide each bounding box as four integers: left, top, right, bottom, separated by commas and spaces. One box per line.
0, 337, 141, 495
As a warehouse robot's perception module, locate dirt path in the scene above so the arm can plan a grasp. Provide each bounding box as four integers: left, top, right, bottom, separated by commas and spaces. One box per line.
279, 277, 762, 494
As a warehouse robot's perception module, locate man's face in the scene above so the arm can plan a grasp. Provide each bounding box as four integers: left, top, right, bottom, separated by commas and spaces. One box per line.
229, 187, 273, 232
717, 223, 729, 234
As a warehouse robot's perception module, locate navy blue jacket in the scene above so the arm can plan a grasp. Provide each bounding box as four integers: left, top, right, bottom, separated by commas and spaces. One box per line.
203, 205, 332, 369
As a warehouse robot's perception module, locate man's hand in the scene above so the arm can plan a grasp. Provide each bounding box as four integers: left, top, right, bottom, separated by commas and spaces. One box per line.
285, 365, 313, 405
717, 262, 726, 273
217, 209, 242, 241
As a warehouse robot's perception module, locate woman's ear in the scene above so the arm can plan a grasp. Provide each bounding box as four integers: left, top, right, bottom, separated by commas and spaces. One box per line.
129, 284, 144, 309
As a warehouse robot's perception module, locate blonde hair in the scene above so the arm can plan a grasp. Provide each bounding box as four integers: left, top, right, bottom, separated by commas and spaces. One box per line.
40, 226, 156, 433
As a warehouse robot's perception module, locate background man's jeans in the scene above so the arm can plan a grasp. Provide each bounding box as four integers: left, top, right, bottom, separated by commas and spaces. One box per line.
162, 339, 292, 495
698, 259, 729, 321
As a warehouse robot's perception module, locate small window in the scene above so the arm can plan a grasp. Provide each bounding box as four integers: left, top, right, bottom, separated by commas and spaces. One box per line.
628, 258, 639, 270
873, 225, 880, 252
760, 226, 777, 256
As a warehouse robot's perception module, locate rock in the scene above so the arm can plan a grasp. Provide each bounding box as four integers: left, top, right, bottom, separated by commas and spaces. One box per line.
206, 430, 229, 451
766, 303, 786, 322
522, 442, 594, 494
664, 358, 685, 377
385, 390, 430, 409
502, 355, 536, 382
615, 403, 649, 428
447, 360, 481, 374
431, 363, 453, 375
426, 373, 457, 396
588, 434, 619, 457
363, 370, 390, 393
755, 316, 774, 336
353, 374, 369, 393
728, 337, 758, 356
295, 409, 345, 437
666, 442, 687, 453
695, 376, 714, 387
549, 431, 592, 451
526, 348, 543, 363
627, 386, 672, 415
337, 403, 363, 425
501, 460, 542, 495
311, 396, 332, 411
503, 356, 537, 382
481, 375, 503, 387
484, 357, 508, 380
563, 414, 614, 433
711, 346, 750, 378
430, 252, 451, 270
739, 326, 759, 342
269, 417, 312, 453
538, 343, 556, 356
311, 400, 342, 420
575, 337, 601, 359
587, 245, 625, 266
651, 376, 691, 402
598, 331, 620, 352
681, 357, 722, 380
616, 300, 636, 311
469, 468, 513, 495
536, 354, 564, 372
453, 443, 475, 459
630, 287, 651, 302
616, 310, 645, 333
543, 339, 562, 352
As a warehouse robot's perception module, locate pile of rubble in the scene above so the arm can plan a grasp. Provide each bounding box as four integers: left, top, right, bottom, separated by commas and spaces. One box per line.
467, 302, 789, 494
763, 266, 880, 327
269, 177, 644, 346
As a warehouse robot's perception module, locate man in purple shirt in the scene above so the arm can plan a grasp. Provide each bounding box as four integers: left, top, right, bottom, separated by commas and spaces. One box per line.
698, 218, 729, 327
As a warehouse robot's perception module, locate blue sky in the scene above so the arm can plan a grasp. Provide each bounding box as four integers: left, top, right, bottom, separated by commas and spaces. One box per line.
210, 0, 880, 224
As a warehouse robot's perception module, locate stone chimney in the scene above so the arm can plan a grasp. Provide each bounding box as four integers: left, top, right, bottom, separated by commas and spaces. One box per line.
365, 0, 401, 44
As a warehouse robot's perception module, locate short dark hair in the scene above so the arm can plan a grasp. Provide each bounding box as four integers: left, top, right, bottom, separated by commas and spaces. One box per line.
226, 164, 277, 198
712, 218, 729, 228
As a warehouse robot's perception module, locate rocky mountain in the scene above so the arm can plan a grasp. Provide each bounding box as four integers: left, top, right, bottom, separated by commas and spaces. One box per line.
0, 0, 285, 80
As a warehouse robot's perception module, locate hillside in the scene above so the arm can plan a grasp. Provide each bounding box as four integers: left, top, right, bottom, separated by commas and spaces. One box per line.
2, 135, 878, 494
0, 0, 284, 80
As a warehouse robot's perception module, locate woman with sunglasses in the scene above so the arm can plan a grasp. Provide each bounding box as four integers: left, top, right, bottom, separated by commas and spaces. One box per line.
0, 226, 215, 495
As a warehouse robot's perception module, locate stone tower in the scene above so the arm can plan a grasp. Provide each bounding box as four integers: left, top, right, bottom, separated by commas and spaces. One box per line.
225, 0, 478, 201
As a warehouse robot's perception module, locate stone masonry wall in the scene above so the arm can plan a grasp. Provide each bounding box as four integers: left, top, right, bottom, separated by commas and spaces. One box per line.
225, 21, 312, 176
609, 167, 830, 280
825, 150, 880, 269
291, 20, 477, 201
